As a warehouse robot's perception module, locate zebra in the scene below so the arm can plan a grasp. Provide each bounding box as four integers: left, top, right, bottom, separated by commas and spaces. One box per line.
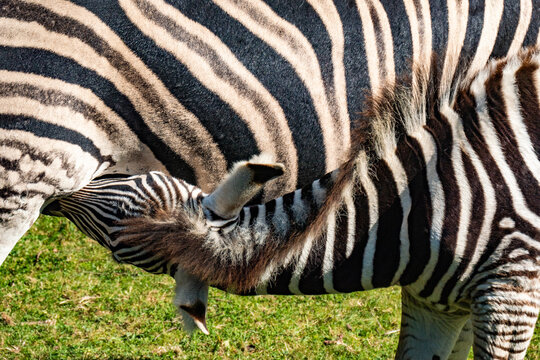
49, 46, 540, 359
43, 154, 286, 334
1, 0, 539, 268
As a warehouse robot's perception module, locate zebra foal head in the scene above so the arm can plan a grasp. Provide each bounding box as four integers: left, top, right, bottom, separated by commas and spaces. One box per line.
47, 154, 285, 334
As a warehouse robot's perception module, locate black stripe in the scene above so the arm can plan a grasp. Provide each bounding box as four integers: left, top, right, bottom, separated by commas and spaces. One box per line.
330, 202, 349, 291
265, 263, 295, 295
515, 62, 540, 156
459, 0, 485, 66
419, 113, 458, 298
397, 136, 431, 286
491, 0, 520, 58
523, 2, 540, 47
382, 0, 414, 81
439, 150, 483, 304
299, 238, 326, 294
0, 114, 103, 159
334, 182, 370, 292
336, 0, 370, 124
0, 82, 122, 138
372, 160, 402, 288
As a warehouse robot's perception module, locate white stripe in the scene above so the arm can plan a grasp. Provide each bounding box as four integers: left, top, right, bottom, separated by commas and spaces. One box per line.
143, 174, 164, 207
288, 234, 315, 295
403, 0, 420, 84
507, 0, 533, 56
465, 0, 504, 78
501, 58, 540, 186
0, 96, 116, 157
440, 0, 468, 92
151, 174, 173, 211
172, 178, 190, 203
322, 212, 337, 293
61, 202, 109, 240
418, 0, 433, 67
356, 0, 381, 93
370, 0, 395, 85
360, 169, 379, 291
291, 189, 307, 224
344, 184, 356, 258
242, 207, 251, 227
306, 0, 350, 153
312, 179, 326, 206
471, 68, 540, 230
527, 52, 540, 105
409, 128, 445, 291
449, 136, 496, 303
430, 104, 472, 303
114, 245, 145, 256
386, 153, 412, 285
0, 130, 99, 193
272, 196, 289, 237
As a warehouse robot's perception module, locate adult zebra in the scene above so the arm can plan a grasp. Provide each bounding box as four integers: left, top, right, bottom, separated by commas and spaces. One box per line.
0, 0, 538, 266
49, 45, 540, 359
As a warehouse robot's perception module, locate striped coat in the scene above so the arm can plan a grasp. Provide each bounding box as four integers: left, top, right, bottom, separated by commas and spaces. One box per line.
48, 45, 540, 358
1, 1, 538, 265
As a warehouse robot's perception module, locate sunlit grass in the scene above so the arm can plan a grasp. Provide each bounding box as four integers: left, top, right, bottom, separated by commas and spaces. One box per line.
0, 216, 538, 359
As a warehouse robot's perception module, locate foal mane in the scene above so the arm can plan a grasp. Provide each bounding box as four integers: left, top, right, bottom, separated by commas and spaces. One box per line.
303, 58, 446, 241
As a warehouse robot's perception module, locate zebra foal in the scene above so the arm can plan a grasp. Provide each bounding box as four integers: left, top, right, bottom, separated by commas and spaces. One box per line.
1, 0, 538, 268
50, 46, 540, 358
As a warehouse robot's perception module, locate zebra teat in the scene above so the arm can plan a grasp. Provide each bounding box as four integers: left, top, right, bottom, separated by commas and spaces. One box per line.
202, 154, 285, 220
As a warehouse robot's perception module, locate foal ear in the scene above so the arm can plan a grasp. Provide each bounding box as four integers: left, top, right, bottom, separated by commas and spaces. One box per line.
247, 163, 285, 184
202, 155, 285, 219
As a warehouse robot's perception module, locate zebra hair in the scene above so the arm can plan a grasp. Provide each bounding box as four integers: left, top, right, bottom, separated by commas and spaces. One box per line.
109, 45, 540, 358
1, 0, 538, 267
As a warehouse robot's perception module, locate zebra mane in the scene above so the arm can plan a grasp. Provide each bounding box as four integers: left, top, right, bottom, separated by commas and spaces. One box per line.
306, 46, 538, 242
303, 57, 448, 241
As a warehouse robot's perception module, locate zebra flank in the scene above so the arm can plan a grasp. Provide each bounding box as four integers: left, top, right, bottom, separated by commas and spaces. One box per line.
92, 46, 539, 359
1, 1, 540, 358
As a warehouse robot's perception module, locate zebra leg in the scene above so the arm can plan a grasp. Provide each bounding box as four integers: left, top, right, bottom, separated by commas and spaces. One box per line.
0, 135, 108, 266
448, 318, 473, 360
0, 196, 44, 265
471, 284, 540, 359
395, 288, 470, 360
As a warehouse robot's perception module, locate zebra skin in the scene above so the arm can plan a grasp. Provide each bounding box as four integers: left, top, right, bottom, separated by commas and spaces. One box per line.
49, 46, 540, 359
1, 0, 539, 266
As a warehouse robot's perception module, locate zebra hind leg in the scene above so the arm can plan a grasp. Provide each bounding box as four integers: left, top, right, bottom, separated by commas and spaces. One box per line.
0, 196, 44, 266
471, 282, 540, 359
395, 288, 470, 360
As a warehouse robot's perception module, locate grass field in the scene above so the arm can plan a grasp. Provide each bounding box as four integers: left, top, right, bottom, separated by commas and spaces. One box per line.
1, 216, 539, 359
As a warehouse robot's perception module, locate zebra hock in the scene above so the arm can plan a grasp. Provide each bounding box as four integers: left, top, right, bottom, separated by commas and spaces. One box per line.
55, 46, 539, 359
1, 0, 539, 267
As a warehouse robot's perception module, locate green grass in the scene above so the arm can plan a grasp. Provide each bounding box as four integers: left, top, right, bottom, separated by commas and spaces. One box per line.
0, 216, 538, 359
